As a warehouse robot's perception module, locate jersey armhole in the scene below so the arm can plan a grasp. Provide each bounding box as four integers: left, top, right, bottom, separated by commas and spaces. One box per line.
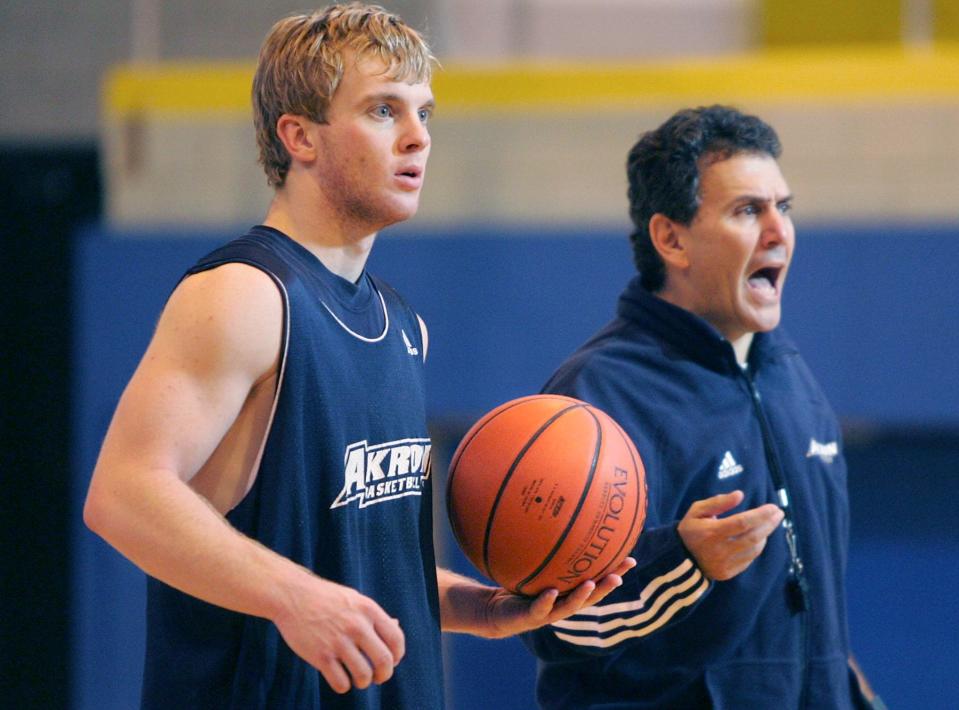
243, 269, 290, 506
187, 258, 292, 512
417, 314, 429, 363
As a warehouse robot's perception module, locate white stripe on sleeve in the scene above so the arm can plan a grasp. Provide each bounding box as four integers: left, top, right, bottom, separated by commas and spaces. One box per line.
549, 558, 710, 648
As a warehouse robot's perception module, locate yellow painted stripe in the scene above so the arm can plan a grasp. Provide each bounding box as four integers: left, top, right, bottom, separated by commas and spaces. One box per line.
762, 0, 901, 46
104, 45, 959, 118
434, 46, 959, 109
104, 62, 255, 116
936, 0, 959, 42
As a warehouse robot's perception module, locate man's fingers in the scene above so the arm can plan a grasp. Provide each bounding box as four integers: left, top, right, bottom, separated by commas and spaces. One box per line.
722, 519, 781, 575
373, 615, 406, 665
686, 490, 745, 519
316, 655, 353, 694
681, 500, 784, 580
716, 504, 784, 541
724, 536, 771, 577
273, 583, 407, 694
323, 608, 405, 692
547, 581, 595, 619
349, 615, 406, 688
362, 614, 404, 684
610, 556, 637, 577
550, 567, 630, 619
581, 559, 633, 605
581, 573, 624, 607
747, 505, 785, 539
359, 634, 400, 686
526, 587, 560, 620
338, 643, 376, 690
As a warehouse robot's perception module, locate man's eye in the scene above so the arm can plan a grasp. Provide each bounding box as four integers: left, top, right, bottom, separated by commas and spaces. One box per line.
778, 201, 792, 214
418, 108, 432, 124
374, 105, 392, 118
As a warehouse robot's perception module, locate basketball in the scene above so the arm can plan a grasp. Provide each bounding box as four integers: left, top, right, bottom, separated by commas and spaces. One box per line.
446, 394, 647, 596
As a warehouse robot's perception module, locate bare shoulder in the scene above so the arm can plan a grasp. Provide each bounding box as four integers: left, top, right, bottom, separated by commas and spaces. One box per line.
153, 263, 283, 382
89, 263, 285, 491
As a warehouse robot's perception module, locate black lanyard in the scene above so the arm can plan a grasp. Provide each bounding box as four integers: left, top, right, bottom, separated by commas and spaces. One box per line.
743, 370, 809, 613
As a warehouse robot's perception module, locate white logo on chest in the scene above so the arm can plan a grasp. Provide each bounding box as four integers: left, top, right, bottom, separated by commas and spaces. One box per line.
401, 329, 419, 356
717, 451, 744, 479
330, 438, 432, 509
806, 438, 838, 464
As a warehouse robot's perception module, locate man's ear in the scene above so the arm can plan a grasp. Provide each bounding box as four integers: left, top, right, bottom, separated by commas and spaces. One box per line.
275, 114, 318, 165
648, 213, 689, 270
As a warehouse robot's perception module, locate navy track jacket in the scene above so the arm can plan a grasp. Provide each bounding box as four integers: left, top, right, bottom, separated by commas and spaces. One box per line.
524, 276, 867, 709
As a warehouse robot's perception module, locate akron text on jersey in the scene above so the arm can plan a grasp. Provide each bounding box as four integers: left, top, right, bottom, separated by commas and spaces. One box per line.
330, 437, 432, 509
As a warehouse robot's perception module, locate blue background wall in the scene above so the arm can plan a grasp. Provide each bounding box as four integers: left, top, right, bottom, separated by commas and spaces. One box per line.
72, 224, 959, 708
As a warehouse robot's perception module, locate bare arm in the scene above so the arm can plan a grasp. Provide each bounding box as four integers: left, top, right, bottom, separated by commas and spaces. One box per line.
848, 653, 879, 705
84, 264, 403, 693
437, 559, 635, 639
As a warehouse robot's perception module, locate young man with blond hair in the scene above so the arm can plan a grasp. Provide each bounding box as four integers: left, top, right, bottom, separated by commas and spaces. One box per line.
84, 4, 630, 708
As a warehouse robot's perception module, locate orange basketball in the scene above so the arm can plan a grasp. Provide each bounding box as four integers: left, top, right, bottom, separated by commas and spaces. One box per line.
446, 394, 647, 596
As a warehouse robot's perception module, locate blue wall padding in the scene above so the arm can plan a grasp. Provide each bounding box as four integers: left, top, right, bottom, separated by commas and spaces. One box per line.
382, 223, 959, 426
71, 223, 959, 710
73, 222, 959, 426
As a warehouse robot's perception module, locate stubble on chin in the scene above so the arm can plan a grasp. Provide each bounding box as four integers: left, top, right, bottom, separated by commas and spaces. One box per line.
320, 161, 420, 231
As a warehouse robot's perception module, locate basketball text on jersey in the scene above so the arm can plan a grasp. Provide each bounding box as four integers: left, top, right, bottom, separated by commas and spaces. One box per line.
330, 437, 432, 509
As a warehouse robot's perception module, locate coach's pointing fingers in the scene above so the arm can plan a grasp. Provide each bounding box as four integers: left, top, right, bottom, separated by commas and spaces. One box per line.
725, 503, 785, 541
678, 491, 784, 581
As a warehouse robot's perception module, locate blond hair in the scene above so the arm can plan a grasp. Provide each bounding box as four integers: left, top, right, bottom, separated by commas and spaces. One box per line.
252, 3, 435, 187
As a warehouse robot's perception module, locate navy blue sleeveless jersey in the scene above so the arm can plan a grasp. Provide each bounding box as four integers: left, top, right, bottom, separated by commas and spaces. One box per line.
141, 226, 445, 710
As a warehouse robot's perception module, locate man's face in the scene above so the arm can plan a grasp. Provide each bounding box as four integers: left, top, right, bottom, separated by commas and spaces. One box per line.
673, 152, 794, 343
312, 54, 434, 232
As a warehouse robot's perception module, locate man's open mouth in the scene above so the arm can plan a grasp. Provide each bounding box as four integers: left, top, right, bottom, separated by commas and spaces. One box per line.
747, 265, 782, 292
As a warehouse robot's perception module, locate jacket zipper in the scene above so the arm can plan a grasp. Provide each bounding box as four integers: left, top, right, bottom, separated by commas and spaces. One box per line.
742, 370, 811, 709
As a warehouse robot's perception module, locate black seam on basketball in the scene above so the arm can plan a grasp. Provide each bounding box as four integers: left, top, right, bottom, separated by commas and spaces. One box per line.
445, 397, 536, 548
515, 407, 603, 594
585, 414, 645, 582
446, 395, 576, 484
481, 403, 589, 581
445, 396, 576, 555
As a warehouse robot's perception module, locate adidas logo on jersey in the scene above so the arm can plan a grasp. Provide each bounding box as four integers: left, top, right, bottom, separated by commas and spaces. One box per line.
806, 438, 838, 464
717, 451, 744, 479
330, 438, 432, 510
401, 329, 419, 356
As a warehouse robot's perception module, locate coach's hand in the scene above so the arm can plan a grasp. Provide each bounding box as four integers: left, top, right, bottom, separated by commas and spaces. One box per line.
481, 556, 636, 638
678, 490, 783, 581
273, 577, 405, 694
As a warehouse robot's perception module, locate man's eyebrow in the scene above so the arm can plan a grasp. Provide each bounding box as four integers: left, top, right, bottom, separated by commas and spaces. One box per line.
729, 192, 794, 204
361, 92, 435, 108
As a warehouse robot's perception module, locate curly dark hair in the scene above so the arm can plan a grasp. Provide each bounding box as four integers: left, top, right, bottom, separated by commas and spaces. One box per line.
627, 105, 782, 291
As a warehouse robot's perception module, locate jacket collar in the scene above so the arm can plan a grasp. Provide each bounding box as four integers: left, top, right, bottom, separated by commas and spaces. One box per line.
616, 275, 797, 373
